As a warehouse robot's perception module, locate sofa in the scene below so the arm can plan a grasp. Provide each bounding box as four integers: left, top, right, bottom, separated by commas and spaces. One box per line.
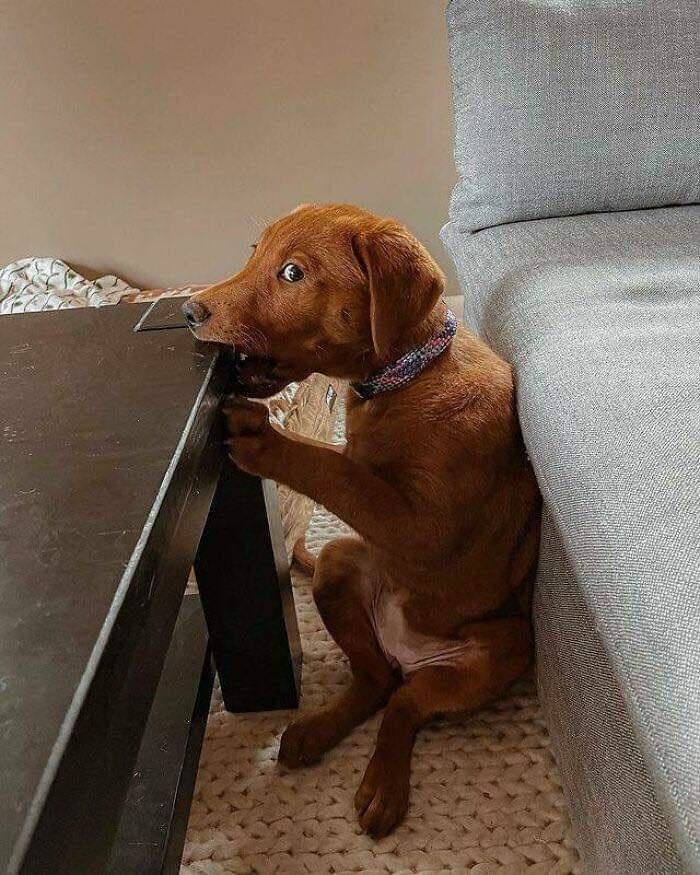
440, 2, 700, 873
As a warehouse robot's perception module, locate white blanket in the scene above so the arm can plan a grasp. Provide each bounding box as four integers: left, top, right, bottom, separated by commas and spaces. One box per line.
0, 256, 137, 315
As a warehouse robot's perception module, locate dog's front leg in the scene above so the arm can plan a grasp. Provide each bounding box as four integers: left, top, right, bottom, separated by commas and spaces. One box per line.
223, 398, 414, 549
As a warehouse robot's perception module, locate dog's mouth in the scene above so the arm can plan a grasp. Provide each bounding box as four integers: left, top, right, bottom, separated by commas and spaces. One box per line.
222, 347, 291, 398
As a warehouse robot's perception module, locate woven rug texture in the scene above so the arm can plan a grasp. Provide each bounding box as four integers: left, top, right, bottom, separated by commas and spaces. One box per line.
182, 411, 581, 874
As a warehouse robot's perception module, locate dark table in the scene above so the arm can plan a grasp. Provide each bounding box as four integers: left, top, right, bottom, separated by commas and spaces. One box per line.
0, 299, 301, 874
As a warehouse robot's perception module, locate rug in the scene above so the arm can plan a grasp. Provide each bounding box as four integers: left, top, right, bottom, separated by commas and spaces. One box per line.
182, 411, 581, 875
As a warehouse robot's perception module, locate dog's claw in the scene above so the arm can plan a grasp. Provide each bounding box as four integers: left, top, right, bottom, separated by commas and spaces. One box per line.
279, 720, 325, 768
278, 712, 346, 768
355, 754, 410, 838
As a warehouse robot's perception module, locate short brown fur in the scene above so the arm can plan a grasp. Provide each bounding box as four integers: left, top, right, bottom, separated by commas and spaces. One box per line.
187, 204, 541, 837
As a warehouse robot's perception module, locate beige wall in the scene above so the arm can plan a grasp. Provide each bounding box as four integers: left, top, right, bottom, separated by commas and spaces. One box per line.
1, 1, 457, 290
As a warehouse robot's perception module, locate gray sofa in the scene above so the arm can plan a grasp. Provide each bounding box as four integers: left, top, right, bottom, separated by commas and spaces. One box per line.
441, 2, 700, 873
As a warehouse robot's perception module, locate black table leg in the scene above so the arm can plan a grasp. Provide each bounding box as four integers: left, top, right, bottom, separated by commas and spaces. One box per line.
195, 457, 302, 712
107, 594, 214, 875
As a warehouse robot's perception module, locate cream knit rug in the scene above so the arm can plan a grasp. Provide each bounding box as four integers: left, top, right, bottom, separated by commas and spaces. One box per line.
182, 412, 580, 874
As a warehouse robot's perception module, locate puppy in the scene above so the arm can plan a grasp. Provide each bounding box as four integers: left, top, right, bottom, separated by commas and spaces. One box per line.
184, 203, 541, 837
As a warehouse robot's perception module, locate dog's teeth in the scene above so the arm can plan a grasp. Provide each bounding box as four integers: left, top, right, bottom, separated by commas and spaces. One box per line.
239, 352, 248, 362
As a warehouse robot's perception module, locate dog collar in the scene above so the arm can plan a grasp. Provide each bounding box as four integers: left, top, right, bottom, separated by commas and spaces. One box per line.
351, 309, 458, 400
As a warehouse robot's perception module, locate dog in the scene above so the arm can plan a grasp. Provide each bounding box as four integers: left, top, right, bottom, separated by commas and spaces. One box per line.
183, 203, 541, 838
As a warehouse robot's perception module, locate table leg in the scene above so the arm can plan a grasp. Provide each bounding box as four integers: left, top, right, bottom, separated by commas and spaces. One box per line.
194, 459, 302, 712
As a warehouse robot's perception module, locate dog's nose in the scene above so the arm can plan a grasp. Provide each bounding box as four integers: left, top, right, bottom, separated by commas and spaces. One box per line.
182, 300, 210, 329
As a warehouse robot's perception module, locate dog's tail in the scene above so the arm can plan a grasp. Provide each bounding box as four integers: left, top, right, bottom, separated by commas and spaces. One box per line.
292, 536, 317, 575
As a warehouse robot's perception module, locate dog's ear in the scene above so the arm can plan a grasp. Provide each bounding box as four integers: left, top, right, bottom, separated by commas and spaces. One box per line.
352, 222, 445, 360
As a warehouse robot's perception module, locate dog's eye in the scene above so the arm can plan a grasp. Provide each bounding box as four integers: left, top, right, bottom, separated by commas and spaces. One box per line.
279, 263, 304, 283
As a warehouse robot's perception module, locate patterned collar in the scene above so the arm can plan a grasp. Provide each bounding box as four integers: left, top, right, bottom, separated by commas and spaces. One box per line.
351, 309, 458, 400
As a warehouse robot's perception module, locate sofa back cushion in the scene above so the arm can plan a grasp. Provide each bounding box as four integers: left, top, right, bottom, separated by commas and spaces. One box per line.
446, 0, 700, 233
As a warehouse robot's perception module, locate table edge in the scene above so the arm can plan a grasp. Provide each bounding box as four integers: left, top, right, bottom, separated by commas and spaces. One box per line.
7, 350, 220, 875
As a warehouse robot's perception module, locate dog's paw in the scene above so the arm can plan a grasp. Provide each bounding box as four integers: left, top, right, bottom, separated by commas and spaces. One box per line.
222, 396, 270, 437
278, 712, 343, 768
354, 752, 410, 838
222, 397, 277, 477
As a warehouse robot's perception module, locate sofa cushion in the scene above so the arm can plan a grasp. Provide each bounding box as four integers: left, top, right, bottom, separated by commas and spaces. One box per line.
445, 0, 700, 232
443, 205, 700, 869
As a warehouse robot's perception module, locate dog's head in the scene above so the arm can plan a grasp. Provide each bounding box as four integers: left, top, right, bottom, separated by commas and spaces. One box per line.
183, 203, 444, 397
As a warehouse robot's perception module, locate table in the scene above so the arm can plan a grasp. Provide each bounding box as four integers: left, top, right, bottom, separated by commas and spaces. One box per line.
0, 299, 301, 874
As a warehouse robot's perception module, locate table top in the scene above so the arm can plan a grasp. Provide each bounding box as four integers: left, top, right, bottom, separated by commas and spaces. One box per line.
0, 301, 221, 872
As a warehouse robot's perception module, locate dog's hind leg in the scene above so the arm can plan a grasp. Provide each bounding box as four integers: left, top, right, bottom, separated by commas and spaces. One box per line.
278, 537, 400, 768
355, 616, 532, 837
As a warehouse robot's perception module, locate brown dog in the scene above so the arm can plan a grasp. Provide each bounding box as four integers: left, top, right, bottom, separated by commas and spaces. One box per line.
183, 203, 541, 837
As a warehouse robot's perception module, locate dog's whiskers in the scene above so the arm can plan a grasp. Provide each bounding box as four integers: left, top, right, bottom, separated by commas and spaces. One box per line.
233, 325, 271, 357
248, 326, 271, 356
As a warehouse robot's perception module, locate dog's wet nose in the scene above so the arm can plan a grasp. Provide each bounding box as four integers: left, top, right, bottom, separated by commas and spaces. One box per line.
182, 300, 210, 329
